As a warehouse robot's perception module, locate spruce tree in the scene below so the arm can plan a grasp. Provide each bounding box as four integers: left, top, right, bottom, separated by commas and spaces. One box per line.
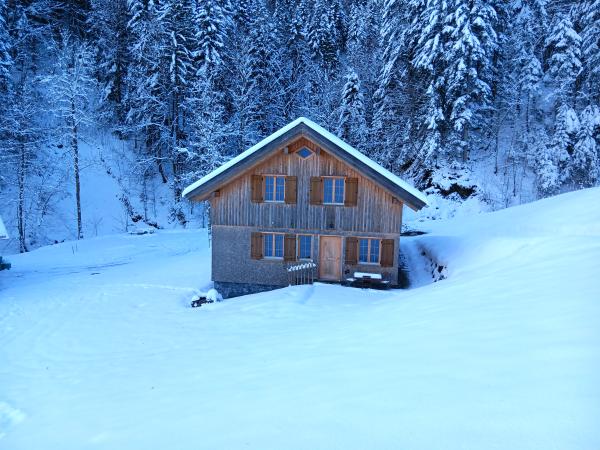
545, 13, 582, 104
580, 0, 600, 104
338, 70, 367, 149
0, 0, 11, 92
193, 0, 227, 77
570, 105, 600, 187
88, 0, 130, 125
443, 0, 498, 162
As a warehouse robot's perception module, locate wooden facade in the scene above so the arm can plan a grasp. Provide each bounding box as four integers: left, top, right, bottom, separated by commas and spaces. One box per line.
209, 146, 404, 234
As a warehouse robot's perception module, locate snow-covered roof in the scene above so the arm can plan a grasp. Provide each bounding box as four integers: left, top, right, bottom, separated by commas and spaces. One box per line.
182, 117, 428, 210
0, 216, 8, 240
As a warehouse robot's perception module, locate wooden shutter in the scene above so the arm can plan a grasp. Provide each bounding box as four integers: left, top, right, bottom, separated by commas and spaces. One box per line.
345, 237, 358, 265
251, 175, 264, 203
284, 176, 297, 204
380, 239, 395, 267
310, 177, 323, 205
284, 234, 296, 261
251, 232, 264, 259
344, 178, 358, 207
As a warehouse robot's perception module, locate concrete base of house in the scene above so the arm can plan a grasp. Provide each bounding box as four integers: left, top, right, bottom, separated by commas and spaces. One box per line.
214, 281, 286, 299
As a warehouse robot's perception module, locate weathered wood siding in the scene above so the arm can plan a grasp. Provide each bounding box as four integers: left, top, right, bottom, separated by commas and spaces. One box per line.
210, 138, 403, 234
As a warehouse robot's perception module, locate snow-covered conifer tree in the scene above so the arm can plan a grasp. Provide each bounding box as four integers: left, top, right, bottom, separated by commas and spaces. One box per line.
580, 0, 600, 104
545, 13, 582, 104
193, 0, 227, 77
88, 0, 130, 124
372, 0, 415, 171
570, 105, 600, 187
443, 0, 498, 162
338, 70, 367, 149
0, 0, 12, 92
307, 0, 343, 75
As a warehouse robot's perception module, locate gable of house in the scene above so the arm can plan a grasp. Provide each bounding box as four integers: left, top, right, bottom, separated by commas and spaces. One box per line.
207, 136, 405, 234
182, 117, 427, 211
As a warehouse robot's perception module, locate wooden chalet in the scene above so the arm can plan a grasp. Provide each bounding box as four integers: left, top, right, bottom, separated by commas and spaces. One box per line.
182, 117, 428, 298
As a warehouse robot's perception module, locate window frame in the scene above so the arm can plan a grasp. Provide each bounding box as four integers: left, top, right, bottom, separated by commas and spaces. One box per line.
296, 146, 314, 160
322, 176, 345, 205
297, 234, 313, 260
263, 175, 286, 203
263, 232, 285, 259
358, 237, 381, 265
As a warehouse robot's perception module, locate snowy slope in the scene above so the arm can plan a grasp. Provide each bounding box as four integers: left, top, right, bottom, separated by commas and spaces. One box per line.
1, 189, 599, 450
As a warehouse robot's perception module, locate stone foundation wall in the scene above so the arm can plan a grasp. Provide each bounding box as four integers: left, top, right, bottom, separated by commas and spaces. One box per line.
214, 281, 284, 299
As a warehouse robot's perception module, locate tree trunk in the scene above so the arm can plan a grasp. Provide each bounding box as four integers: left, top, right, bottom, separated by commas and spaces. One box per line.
462, 124, 470, 162
17, 140, 28, 253
70, 99, 83, 240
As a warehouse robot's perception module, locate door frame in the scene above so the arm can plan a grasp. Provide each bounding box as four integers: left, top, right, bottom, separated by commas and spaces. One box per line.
318, 235, 342, 281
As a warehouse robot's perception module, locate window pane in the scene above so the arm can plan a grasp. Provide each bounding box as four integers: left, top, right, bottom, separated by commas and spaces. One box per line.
334, 178, 344, 203
297, 147, 312, 158
323, 178, 333, 204
274, 234, 284, 258
299, 235, 311, 259
359, 239, 369, 263
264, 176, 274, 201
264, 233, 273, 257
275, 177, 285, 201
370, 239, 380, 263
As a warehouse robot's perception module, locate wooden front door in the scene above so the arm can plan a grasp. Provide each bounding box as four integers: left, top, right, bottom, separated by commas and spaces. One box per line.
319, 236, 342, 281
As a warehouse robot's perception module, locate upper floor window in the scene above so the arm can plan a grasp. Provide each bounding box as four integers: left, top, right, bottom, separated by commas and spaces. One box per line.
264, 176, 285, 202
264, 233, 284, 258
323, 177, 345, 204
297, 235, 312, 259
296, 147, 313, 159
359, 238, 380, 264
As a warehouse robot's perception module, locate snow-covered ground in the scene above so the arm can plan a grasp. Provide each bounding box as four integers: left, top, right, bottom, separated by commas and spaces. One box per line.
1, 188, 599, 450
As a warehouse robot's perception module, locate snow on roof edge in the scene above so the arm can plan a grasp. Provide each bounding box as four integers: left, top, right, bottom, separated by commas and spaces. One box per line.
182, 117, 428, 206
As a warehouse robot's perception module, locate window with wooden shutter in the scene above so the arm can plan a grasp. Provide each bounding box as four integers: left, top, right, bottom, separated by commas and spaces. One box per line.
380, 239, 395, 267
345, 237, 358, 265
284, 176, 297, 204
344, 178, 358, 206
251, 232, 264, 259
284, 234, 296, 261
323, 177, 345, 204
310, 177, 323, 205
251, 175, 264, 203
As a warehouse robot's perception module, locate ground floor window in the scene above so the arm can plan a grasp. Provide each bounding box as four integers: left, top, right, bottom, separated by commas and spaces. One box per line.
297, 235, 312, 259
264, 233, 284, 258
359, 238, 380, 264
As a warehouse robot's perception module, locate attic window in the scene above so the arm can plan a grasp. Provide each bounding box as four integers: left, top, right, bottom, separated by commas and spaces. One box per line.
297, 147, 313, 159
